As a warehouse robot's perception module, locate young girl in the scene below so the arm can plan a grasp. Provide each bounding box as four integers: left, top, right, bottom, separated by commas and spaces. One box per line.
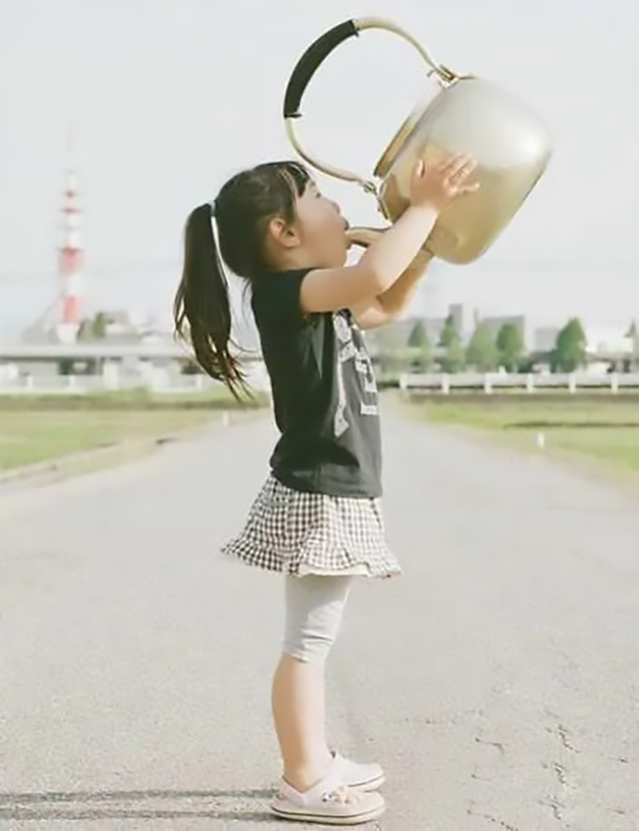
174, 153, 477, 824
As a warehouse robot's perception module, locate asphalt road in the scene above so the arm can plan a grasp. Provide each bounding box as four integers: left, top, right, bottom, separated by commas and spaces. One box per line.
0, 407, 637, 830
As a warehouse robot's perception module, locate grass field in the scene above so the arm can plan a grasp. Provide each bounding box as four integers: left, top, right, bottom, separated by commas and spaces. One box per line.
0, 388, 268, 472
0, 386, 268, 412
402, 394, 639, 479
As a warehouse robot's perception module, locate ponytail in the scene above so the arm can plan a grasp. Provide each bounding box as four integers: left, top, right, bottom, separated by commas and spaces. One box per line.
173, 204, 248, 400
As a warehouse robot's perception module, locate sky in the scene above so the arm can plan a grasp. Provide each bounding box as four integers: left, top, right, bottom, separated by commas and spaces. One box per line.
0, 0, 638, 339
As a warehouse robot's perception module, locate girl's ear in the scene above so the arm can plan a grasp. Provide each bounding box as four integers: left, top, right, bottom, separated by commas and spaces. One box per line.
266, 217, 301, 250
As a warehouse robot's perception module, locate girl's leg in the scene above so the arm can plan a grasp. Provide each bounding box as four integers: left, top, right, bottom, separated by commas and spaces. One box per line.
271, 574, 353, 793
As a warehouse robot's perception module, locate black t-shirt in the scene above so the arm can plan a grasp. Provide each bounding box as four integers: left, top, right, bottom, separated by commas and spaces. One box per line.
251, 269, 382, 498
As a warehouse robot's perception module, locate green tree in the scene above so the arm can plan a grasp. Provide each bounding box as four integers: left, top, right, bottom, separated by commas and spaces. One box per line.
77, 319, 93, 342
466, 322, 499, 371
372, 323, 403, 376
407, 320, 428, 348
438, 314, 465, 373
496, 323, 524, 372
627, 320, 639, 368
552, 318, 587, 372
92, 312, 109, 339
407, 320, 431, 371
438, 315, 457, 348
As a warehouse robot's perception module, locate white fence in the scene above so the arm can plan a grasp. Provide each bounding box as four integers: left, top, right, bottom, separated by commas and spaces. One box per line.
2, 369, 638, 397
400, 371, 639, 394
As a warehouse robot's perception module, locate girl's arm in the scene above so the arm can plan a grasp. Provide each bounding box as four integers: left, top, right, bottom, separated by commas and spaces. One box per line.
352, 249, 433, 330
300, 205, 439, 315
299, 153, 476, 317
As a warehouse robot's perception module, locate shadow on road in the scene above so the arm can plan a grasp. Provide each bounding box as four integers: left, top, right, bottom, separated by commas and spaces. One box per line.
0, 788, 280, 823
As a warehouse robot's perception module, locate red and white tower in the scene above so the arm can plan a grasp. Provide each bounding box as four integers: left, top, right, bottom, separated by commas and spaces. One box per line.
56, 162, 84, 342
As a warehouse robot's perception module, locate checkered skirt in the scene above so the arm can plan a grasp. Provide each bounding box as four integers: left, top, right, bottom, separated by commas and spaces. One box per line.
221, 474, 401, 579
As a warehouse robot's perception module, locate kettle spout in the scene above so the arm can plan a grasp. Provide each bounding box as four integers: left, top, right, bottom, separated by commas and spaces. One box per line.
346, 226, 388, 249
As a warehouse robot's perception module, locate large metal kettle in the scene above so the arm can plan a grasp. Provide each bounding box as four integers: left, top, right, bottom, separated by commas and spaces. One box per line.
283, 18, 552, 264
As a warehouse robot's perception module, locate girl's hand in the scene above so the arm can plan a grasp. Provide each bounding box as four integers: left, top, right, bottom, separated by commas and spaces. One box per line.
410, 152, 479, 213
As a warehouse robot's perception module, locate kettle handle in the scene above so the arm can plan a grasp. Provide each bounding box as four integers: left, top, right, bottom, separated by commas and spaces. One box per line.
283, 17, 456, 192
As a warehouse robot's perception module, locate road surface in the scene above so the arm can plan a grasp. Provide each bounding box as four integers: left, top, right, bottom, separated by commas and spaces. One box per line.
0, 408, 637, 830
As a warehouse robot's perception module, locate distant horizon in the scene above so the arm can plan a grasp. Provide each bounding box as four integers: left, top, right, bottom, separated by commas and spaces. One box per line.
0, 258, 634, 345
0, 260, 636, 342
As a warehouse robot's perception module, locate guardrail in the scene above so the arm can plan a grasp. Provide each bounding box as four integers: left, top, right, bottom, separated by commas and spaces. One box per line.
0, 374, 226, 395
399, 371, 639, 394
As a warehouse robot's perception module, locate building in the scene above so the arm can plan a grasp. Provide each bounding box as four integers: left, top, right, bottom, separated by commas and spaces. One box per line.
533, 326, 560, 352
475, 315, 529, 350
586, 327, 633, 359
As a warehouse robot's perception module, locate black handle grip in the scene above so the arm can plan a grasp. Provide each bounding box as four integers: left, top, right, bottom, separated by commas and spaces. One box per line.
283, 20, 359, 119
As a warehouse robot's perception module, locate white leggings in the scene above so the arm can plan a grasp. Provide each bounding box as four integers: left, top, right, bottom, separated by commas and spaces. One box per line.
283, 574, 354, 664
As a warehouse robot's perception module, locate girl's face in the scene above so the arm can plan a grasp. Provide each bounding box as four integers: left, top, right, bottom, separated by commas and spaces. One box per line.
292, 180, 349, 268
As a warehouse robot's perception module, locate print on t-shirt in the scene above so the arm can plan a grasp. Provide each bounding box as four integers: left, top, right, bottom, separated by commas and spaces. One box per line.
333, 311, 379, 439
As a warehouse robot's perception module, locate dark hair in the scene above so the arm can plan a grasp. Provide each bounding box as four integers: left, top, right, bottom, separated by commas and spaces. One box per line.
173, 160, 311, 400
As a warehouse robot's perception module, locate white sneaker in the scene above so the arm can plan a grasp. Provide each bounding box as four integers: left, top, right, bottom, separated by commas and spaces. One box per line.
329, 750, 385, 791
272, 776, 386, 825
